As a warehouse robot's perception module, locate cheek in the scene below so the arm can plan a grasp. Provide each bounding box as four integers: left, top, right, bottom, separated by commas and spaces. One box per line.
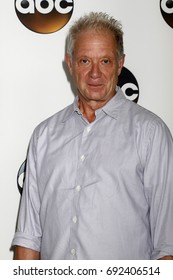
105, 73, 118, 91
106, 71, 117, 83
74, 67, 87, 78
74, 71, 88, 88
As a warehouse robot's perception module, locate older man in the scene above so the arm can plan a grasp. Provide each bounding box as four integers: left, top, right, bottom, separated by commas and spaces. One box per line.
12, 12, 173, 260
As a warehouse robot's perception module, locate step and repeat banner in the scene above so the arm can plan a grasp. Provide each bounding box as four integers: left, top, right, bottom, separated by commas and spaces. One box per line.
0, 0, 173, 260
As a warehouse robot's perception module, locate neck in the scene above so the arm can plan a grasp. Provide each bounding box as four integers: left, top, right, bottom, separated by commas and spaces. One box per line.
78, 97, 112, 123
78, 101, 96, 123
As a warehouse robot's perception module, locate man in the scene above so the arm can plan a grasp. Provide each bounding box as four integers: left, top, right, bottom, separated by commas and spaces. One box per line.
12, 12, 173, 260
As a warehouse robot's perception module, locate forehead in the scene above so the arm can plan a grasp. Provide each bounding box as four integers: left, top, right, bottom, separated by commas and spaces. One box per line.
73, 29, 117, 56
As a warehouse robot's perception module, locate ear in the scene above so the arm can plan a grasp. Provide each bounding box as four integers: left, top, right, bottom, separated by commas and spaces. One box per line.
65, 54, 73, 76
118, 54, 125, 76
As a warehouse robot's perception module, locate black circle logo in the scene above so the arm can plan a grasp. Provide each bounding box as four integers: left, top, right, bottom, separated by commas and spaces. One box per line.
118, 67, 140, 103
160, 0, 173, 28
17, 160, 26, 195
15, 0, 74, 34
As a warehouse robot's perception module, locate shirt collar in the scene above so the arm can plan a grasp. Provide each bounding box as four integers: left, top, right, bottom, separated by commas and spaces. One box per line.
62, 87, 126, 122
102, 87, 126, 120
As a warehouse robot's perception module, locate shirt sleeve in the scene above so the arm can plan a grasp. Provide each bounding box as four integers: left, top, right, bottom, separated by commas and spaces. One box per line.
143, 119, 173, 259
12, 129, 42, 252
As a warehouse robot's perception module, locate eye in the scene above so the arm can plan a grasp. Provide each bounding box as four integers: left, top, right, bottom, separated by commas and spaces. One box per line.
102, 59, 110, 64
80, 59, 89, 64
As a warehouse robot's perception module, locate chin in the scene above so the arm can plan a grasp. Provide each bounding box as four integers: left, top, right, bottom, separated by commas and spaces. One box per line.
86, 90, 107, 99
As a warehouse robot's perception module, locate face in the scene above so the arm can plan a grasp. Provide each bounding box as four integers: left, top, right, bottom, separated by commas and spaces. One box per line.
66, 30, 124, 105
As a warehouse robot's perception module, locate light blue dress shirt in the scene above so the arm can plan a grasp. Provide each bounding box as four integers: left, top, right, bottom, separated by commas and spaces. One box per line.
12, 88, 173, 259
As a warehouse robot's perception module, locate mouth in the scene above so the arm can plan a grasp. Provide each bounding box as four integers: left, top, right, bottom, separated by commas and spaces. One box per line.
88, 83, 103, 88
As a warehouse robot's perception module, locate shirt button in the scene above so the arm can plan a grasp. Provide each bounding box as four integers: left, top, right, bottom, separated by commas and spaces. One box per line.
71, 249, 76, 256
76, 185, 81, 192
80, 155, 85, 161
86, 126, 91, 133
72, 216, 77, 224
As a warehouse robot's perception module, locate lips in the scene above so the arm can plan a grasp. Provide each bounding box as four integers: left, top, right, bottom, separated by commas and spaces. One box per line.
88, 83, 103, 87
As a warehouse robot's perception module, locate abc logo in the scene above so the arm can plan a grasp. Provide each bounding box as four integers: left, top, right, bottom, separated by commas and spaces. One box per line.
118, 67, 139, 103
15, 0, 74, 33
160, 0, 173, 28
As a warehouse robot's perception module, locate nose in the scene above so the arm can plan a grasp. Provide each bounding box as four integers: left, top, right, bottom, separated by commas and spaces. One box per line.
89, 62, 102, 79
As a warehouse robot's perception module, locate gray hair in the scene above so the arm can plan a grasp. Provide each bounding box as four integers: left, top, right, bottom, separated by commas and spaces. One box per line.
66, 12, 124, 60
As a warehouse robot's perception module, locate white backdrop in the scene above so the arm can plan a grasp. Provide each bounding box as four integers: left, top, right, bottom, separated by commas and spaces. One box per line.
0, 0, 173, 259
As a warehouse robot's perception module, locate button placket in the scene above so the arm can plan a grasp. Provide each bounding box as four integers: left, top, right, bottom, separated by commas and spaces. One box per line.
79, 125, 91, 163
69, 124, 92, 260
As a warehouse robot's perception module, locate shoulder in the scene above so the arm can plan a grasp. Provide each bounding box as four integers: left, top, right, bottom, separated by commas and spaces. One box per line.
127, 101, 173, 155
32, 103, 74, 140
124, 98, 169, 131
111, 89, 167, 131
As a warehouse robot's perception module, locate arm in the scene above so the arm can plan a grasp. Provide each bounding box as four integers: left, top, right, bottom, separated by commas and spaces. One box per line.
12, 131, 42, 258
14, 246, 40, 260
143, 119, 173, 259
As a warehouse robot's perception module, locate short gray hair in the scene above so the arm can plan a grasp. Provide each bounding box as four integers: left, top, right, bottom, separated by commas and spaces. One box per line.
66, 12, 124, 60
